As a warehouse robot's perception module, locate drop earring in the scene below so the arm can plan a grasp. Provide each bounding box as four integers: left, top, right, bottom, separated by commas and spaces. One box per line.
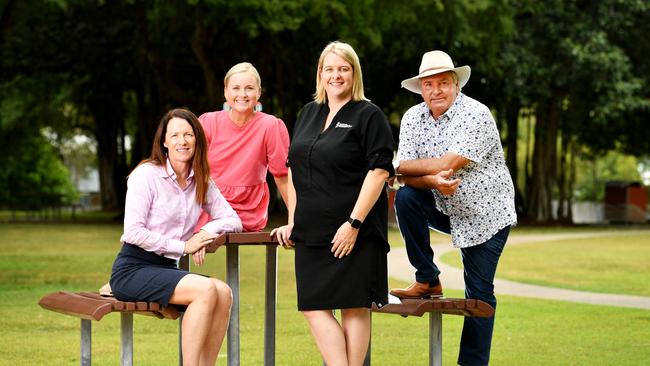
223, 102, 231, 111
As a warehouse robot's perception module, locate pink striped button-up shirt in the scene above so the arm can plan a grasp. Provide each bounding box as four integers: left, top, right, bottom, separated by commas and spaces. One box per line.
121, 160, 242, 260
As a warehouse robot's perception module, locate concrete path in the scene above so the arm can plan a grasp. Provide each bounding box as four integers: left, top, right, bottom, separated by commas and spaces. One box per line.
388, 230, 650, 310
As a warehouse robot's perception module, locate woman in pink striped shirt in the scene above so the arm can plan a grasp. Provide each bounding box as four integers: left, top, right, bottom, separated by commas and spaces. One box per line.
110, 108, 242, 366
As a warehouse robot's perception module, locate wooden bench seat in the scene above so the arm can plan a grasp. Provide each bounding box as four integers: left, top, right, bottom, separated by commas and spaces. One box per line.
368, 297, 495, 366
38, 291, 180, 366
372, 297, 494, 317
38, 290, 181, 321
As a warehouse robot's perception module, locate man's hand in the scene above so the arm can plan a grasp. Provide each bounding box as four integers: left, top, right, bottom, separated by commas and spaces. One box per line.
427, 169, 461, 195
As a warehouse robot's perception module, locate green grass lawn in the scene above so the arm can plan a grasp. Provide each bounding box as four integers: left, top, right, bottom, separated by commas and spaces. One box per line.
1, 223, 649, 365
441, 229, 650, 297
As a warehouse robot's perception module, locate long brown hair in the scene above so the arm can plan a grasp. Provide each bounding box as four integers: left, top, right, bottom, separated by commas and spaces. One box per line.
140, 108, 211, 205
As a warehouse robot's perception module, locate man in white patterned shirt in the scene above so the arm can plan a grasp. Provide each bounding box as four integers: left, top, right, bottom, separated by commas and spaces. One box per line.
390, 50, 517, 366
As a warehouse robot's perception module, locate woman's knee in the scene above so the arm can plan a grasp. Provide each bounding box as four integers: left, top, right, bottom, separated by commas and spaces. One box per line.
171, 274, 217, 305
301, 309, 330, 322
340, 307, 370, 319
210, 278, 233, 306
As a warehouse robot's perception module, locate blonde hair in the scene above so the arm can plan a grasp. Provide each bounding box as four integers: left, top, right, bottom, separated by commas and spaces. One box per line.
314, 41, 367, 104
224, 62, 261, 89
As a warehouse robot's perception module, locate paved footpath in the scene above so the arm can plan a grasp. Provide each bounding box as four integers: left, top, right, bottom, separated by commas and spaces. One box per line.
388, 230, 650, 310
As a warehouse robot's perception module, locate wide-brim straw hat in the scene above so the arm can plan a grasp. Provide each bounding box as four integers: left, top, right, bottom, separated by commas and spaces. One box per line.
401, 50, 471, 94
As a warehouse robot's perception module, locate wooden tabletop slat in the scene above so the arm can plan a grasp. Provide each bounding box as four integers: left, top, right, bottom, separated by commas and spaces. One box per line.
205, 232, 277, 252
226, 232, 277, 244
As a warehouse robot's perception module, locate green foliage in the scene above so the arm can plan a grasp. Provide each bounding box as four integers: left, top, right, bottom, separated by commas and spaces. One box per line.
0, 74, 80, 209
0, 130, 77, 208
1, 0, 649, 218
573, 150, 643, 202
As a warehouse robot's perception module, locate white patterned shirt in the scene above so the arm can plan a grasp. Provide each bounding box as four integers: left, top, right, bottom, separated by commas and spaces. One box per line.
397, 93, 517, 248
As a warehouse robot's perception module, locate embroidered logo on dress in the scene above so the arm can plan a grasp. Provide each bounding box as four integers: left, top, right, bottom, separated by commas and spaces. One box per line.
335, 122, 352, 128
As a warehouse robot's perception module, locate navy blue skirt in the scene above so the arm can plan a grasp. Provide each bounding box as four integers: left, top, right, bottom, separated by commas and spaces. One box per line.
109, 243, 189, 307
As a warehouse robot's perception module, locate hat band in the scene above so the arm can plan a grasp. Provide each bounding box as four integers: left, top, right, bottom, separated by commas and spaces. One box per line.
419, 65, 453, 75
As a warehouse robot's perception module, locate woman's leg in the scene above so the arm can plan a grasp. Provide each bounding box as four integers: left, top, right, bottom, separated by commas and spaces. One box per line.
168, 274, 230, 366
199, 278, 232, 365
340, 308, 371, 366
302, 310, 349, 366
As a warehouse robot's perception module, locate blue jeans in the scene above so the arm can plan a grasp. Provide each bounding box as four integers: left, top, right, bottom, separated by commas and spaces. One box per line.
394, 186, 509, 366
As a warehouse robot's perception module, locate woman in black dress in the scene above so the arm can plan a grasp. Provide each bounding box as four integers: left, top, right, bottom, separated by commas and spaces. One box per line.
272, 41, 394, 366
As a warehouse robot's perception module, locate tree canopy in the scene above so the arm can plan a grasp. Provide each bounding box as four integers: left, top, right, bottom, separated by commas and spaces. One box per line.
1, 0, 648, 222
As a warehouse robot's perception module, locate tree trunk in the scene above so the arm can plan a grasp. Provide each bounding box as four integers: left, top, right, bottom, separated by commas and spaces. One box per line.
524, 111, 532, 212
191, 15, 221, 112
132, 73, 162, 166
567, 141, 577, 222
504, 102, 519, 188
91, 88, 128, 211
503, 102, 526, 216
190, 6, 227, 114
556, 128, 568, 222
131, 4, 160, 166
545, 101, 560, 220
527, 97, 560, 222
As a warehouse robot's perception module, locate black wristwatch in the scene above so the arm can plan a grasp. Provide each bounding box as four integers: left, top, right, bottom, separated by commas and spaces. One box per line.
347, 217, 362, 229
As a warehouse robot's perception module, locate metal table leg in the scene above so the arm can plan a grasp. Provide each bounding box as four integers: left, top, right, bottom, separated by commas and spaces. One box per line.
80, 319, 91, 366
226, 245, 240, 366
178, 255, 189, 366
429, 312, 442, 366
121, 313, 134, 366
264, 245, 277, 366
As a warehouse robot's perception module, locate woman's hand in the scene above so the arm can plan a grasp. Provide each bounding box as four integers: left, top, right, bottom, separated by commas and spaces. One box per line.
331, 221, 359, 259
271, 224, 294, 249
192, 246, 207, 266
184, 230, 219, 266
427, 169, 461, 196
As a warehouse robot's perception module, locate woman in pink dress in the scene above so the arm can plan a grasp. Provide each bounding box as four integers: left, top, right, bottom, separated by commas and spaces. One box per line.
196, 62, 290, 232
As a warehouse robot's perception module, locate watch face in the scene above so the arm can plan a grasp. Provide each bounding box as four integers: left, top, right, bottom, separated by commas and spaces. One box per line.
348, 217, 362, 228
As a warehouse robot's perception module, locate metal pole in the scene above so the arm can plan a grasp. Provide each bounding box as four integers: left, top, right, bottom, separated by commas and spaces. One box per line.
178, 255, 189, 366
429, 312, 442, 366
264, 245, 278, 366
120, 313, 134, 366
80, 319, 91, 366
178, 313, 184, 366
363, 311, 371, 366
226, 245, 240, 366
